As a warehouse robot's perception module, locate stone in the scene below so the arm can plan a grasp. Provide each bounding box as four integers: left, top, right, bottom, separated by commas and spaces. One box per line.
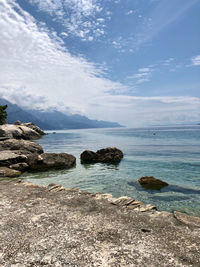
0, 124, 44, 140
0, 138, 43, 155
0, 167, 21, 177
138, 176, 168, 190
80, 150, 98, 163
113, 196, 135, 206
173, 211, 200, 228
21, 122, 45, 136
29, 153, 76, 171
0, 151, 27, 167
9, 162, 29, 171
80, 147, 123, 164
134, 204, 157, 212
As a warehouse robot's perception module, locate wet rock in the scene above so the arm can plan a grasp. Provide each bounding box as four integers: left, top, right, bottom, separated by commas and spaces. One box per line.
174, 211, 200, 228
138, 176, 168, 190
0, 123, 44, 140
0, 167, 21, 177
29, 153, 76, 171
81, 147, 123, 163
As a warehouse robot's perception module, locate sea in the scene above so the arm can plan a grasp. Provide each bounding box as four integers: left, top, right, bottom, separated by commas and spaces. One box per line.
22, 125, 200, 216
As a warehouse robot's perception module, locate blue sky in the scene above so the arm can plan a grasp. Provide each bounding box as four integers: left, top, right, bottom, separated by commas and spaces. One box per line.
0, 0, 200, 126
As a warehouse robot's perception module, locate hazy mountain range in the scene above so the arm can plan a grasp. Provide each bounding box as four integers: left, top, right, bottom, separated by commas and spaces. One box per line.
0, 98, 122, 130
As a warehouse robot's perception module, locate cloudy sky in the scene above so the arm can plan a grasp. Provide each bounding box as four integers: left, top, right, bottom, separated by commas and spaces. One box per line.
0, 0, 200, 127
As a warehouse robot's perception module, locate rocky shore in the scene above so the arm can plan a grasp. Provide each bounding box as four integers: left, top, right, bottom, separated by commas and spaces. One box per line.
1, 122, 200, 266
0, 179, 200, 266
0, 123, 76, 176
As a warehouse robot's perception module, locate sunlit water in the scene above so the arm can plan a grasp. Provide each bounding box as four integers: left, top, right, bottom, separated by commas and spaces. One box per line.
22, 126, 200, 216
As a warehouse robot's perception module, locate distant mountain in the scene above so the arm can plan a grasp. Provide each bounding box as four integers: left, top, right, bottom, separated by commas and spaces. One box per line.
0, 98, 122, 130
0, 98, 52, 129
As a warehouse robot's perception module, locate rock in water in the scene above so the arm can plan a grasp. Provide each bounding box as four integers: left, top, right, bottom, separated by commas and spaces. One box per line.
80, 147, 123, 164
0, 167, 21, 177
138, 176, 168, 190
29, 153, 76, 171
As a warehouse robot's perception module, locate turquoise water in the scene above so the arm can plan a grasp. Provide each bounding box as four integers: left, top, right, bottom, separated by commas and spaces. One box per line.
23, 126, 200, 216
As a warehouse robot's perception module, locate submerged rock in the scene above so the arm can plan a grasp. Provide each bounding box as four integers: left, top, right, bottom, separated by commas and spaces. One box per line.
29, 153, 76, 171
138, 176, 168, 190
0, 167, 21, 177
81, 147, 123, 163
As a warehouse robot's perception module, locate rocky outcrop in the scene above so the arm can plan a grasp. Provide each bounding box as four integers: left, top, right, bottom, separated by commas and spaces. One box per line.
0, 138, 44, 155
29, 153, 76, 171
0, 123, 45, 140
80, 147, 123, 163
0, 150, 27, 167
0, 138, 76, 175
0, 167, 21, 177
138, 176, 168, 190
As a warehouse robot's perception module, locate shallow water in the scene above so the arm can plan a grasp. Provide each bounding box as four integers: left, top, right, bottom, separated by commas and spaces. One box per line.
22, 125, 200, 216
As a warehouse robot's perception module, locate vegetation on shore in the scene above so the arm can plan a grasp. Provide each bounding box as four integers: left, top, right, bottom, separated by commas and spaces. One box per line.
0, 104, 7, 125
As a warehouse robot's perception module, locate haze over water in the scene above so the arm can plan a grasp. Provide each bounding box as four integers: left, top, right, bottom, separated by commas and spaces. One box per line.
23, 125, 200, 216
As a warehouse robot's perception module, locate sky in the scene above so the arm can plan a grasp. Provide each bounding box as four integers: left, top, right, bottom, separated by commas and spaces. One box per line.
0, 0, 200, 127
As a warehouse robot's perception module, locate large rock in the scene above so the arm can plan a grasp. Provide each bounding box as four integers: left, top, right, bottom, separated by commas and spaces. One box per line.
29, 153, 76, 171
0, 139, 43, 171
0, 150, 27, 167
81, 147, 123, 163
138, 176, 168, 190
0, 123, 44, 140
0, 167, 21, 177
0, 139, 43, 155
20, 122, 45, 136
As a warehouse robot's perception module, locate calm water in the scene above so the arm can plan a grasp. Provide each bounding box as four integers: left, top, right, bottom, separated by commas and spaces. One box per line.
23, 126, 200, 216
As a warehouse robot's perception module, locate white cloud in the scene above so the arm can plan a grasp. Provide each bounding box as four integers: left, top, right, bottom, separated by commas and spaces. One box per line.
128, 67, 154, 84
29, 0, 106, 40
126, 10, 134, 15
191, 55, 200, 66
87, 95, 200, 126
0, 0, 125, 113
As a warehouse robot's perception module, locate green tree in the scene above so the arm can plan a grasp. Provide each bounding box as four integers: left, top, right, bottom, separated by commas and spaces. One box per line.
0, 105, 8, 125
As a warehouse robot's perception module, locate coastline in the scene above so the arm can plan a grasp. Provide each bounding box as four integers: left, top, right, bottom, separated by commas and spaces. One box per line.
0, 179, 200, 266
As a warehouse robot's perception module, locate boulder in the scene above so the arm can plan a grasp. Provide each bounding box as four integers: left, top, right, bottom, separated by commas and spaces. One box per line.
0, 124, 44, 140
21, 122, 45, 136
0, 167, 21, 177
0, 139, 43, 155
9, 162, 29, 171
0, 150, 27, 167
81, 147, 123, 164
138, 176, 168, 190
29, 153, 76, 171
